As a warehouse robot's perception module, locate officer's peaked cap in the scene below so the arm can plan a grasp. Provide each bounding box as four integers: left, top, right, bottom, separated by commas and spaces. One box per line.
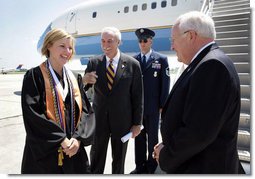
135, 28, 155, 39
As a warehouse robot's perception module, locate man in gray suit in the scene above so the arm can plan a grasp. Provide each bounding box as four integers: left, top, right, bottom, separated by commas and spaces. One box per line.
83, 27, 143, 174
153, 11, 244, 174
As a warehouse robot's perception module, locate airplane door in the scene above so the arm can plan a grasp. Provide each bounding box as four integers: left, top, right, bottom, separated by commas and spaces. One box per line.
66, 10, 77, 34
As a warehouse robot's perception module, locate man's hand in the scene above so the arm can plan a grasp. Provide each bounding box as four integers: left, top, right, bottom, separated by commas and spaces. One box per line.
82, 71, 98, 85
159, 108, 163, 114
130, 125, 141, 138
153, 142, 164, 163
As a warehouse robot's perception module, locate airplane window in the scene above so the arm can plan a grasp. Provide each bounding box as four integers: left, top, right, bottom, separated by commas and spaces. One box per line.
124, 6, 129, 13
171, 0, 177, 6
161, 1, 167, 8
142, 3, 147, 10
133, 5, 138, 12
92, 12, 97, 18
151, 2, 157, 9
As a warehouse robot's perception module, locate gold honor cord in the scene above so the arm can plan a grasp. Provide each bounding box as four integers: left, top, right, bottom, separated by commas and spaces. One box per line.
58, 147, 64, 166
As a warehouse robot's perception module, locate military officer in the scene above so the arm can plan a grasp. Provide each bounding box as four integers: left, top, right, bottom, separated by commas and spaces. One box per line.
130, 28, 170, 174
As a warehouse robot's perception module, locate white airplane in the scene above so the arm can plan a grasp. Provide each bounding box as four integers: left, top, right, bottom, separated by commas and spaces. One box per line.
37, 0, 210, 74
1, 64, 24, 74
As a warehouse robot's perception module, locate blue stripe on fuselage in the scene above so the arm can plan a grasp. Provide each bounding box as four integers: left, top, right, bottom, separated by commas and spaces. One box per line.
75, 27, 172, 56
38, 27, 173, 56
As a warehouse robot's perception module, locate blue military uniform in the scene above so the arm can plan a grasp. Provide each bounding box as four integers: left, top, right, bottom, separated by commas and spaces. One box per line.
132, 28, 170, 174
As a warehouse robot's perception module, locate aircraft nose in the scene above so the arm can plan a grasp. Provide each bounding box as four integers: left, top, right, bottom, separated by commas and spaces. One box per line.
37, 23, 52, 52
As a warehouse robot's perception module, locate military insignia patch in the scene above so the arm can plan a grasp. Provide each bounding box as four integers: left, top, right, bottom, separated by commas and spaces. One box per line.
152, 62, 161, 69
166, 67, 170, 77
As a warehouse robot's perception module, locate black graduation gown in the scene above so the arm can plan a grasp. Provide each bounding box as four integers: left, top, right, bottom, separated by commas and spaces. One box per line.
21, 66, 90, 174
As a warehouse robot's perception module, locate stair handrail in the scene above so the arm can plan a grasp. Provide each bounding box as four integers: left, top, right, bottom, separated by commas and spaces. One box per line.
201, 0, 214, 16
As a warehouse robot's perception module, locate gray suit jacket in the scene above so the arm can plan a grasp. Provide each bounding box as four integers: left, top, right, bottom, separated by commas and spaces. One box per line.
85, 53, 143, 138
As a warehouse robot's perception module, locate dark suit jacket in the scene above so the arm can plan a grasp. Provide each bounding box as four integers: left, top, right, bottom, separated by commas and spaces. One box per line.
159, 43, 241, 174
134, 51, 170, 115
85, 53, 143, 138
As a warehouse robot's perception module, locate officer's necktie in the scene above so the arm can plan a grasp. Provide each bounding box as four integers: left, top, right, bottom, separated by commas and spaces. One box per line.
106, 59, 115, 90
142, 55, 146, 70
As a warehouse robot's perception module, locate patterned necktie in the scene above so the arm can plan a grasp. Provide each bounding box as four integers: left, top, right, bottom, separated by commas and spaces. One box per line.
106, 59, 115, 90
142, 55, 146, 70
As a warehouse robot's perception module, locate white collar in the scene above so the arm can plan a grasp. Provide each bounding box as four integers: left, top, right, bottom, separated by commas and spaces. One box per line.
141, 49, 152, 60
47, 60, 68, 101
190, 41, 215, 63
106, 49, 120, 64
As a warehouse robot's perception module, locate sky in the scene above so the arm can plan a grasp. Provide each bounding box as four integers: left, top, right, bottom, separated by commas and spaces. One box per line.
0, 0, 87, 69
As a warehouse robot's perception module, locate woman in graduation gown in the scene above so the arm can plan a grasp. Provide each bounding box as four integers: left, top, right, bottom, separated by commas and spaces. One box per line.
21, 28, 90, 174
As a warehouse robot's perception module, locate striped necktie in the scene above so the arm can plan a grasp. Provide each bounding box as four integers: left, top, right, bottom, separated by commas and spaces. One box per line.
106, 59, 115, 90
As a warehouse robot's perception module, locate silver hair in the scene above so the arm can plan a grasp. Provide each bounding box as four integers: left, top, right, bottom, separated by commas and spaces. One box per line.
175, 11, 216, 39
101, 26, 122, 41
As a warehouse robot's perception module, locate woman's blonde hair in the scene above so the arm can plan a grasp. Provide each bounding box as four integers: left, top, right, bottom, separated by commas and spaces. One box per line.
41, 28, 75, 59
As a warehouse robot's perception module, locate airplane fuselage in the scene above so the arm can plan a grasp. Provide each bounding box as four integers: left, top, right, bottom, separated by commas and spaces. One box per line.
38, 0, 205, 60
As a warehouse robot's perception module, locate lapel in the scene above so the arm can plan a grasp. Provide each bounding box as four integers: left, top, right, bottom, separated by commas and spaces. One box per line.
97, 55, 108, 91
137, 54, 144, 71
136, 54, 142, 65
162, 43, 216, 115
111, 53, 126, 92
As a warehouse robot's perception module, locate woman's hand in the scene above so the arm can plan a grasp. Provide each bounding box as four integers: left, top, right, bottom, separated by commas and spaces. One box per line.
63, 138, 80, 158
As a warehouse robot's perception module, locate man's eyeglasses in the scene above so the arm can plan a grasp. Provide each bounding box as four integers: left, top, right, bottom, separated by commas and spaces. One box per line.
171, 30, 192, 45
139, 39, 148, 43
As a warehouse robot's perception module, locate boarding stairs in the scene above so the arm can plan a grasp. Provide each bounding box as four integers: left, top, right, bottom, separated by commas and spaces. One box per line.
210, 0, 251, 173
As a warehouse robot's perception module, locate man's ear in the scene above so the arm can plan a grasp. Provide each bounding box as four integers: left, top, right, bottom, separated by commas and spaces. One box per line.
189, 30, 197, 40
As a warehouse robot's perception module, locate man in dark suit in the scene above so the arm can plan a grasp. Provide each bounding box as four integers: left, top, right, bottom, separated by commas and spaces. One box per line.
130, 28, 170, 174
83, 27, 143, 174
153, 11, 244, 174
